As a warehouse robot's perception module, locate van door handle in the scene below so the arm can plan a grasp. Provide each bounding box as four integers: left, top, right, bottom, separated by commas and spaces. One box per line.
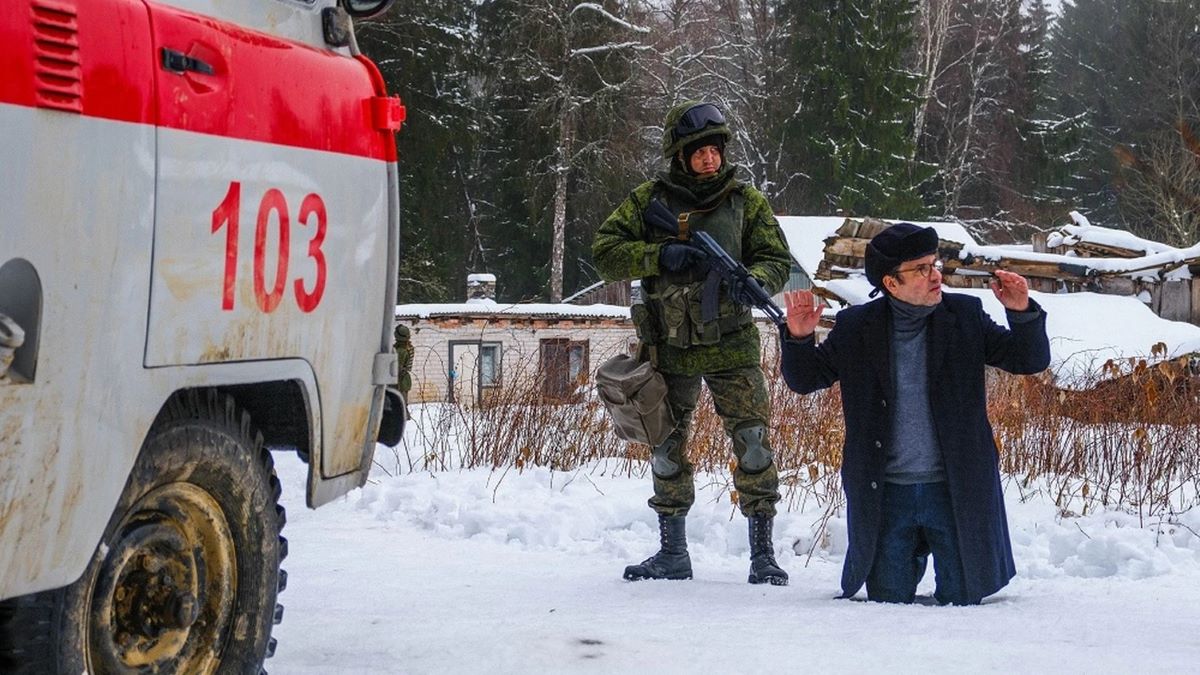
161, 48, 214, 75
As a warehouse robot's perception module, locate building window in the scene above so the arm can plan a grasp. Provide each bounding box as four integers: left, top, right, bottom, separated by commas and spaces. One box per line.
568, 343, 587, 382
480, 344, 500, 387
539, 338, 589, 402
448, 340, 502, 405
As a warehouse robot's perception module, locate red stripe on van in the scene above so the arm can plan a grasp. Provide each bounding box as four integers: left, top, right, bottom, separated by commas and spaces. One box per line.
0, 0, 398, 162
149, 4, 396, 162
0, 0, 156, 123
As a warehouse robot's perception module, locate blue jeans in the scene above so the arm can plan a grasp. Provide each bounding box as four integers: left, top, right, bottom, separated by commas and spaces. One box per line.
866, 482, 976, 606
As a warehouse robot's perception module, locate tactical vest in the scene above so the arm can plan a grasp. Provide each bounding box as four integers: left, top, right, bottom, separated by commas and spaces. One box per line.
642, 189, 752, 349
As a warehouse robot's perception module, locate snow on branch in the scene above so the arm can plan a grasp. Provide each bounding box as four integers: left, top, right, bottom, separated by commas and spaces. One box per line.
570, 41, 648, 58
569, 3, 649, 34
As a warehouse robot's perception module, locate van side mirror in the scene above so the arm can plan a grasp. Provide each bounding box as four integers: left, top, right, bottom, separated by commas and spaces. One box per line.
341, 0, 395, 20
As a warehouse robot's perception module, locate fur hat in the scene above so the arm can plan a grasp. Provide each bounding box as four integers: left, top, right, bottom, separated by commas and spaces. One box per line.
864, 223, 939, 292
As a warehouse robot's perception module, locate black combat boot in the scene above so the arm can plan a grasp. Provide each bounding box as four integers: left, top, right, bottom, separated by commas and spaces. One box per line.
747, 515, 788, 586
623, 515, 692, 581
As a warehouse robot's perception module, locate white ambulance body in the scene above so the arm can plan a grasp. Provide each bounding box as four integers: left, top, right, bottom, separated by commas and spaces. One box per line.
0, 0, 403, 669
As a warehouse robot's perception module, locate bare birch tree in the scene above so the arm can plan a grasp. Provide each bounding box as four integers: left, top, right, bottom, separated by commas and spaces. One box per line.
707, 0, 801, 202
911, 0, 954, 153
548, 3, 650, 301
482, 0, 650, 302
921, 0, 1024, 219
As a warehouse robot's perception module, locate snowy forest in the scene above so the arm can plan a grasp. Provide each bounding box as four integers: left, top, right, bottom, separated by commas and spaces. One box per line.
356, 0, 1200, 304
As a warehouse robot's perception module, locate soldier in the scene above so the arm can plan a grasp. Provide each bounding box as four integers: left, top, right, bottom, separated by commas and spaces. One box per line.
592, 101, 793, 585
393, 323, 414, 396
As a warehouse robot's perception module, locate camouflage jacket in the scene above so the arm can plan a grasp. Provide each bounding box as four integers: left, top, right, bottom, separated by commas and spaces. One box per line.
592, 177, 791, 375
394, 338, 414, 394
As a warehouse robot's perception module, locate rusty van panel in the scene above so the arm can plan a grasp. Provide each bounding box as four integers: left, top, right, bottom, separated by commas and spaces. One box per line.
0, 103, 158, 596
145, 129, 390, 478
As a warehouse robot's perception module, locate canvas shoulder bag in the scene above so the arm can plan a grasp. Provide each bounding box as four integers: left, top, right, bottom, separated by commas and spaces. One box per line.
595, 350, 675, 447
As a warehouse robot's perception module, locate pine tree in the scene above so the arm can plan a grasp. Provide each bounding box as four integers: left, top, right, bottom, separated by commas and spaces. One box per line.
1044, 0, 1133, 223
778, 0, 927, 218
1045, 0, 1200, 233
475, 0, 649, 302
1012, 0, 1085, 225
356, 1, 482, 302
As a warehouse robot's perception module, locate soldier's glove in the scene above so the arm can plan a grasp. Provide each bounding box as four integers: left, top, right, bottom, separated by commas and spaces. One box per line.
729, 275, 767, 308
659, 242, 709, 273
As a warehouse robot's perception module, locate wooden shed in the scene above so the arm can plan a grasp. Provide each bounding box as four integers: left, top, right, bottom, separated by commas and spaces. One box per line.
810, 214, 1200, 327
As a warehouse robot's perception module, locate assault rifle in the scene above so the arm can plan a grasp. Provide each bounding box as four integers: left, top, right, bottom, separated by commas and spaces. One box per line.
643, 198, 787, 327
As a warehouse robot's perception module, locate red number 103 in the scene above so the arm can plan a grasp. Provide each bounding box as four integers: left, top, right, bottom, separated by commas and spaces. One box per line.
211, 181, 328, 313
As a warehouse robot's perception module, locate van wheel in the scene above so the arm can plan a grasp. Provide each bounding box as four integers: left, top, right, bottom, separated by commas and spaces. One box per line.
0, 390, 287, 674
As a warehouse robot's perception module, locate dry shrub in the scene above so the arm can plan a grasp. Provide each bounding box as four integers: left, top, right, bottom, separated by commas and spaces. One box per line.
394, 339, 1200, 523
990, 353, 1200, 522
392, 339, 850, 521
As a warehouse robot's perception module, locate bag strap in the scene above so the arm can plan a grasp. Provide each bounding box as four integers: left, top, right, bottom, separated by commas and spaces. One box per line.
636, 340, 659, 368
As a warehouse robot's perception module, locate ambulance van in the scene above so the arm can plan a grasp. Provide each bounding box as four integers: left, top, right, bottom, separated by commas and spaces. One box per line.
0, 0, 405, 670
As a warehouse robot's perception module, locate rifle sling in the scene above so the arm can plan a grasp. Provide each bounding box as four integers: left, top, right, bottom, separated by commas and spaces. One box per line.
674, 184, 736, 241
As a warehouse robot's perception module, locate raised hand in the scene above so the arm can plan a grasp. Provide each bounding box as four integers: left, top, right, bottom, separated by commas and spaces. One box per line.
784, 289, 822, 338
990, 269, 1031, 312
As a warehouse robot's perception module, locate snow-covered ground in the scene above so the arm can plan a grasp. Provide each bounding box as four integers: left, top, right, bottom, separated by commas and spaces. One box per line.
271, 446, 1200, 673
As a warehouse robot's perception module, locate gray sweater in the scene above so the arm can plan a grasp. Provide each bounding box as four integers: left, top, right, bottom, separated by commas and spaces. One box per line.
886, 298, 945, 484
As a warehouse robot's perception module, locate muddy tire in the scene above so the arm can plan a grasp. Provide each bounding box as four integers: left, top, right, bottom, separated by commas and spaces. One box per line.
0, 390, 287, 674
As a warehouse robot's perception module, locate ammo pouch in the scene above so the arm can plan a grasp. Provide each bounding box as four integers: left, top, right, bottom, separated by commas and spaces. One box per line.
654, 282, 752, 348
630, 302, 660, 345
595, 354, 676, 447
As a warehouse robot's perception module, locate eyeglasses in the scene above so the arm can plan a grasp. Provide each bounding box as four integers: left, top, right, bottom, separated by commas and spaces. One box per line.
674, 103, 725, 141
892, 259, 944, 279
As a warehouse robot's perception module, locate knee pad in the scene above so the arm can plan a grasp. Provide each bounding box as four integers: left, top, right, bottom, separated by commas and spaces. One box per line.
734, 424, 772, 474
651, 437, 682, 479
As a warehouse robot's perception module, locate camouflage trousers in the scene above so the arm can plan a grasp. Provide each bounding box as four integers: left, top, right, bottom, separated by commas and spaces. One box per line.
648, 365, 780, 518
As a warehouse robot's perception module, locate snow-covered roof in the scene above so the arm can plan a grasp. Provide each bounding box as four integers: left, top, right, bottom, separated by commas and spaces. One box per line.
776, 216, 844, 278
778, 216, 978, 275
396, 300, 630, 321
1053, 211, 1181, 256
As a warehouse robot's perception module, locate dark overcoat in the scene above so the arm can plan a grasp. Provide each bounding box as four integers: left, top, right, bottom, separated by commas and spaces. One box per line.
780, 292, 1050, 601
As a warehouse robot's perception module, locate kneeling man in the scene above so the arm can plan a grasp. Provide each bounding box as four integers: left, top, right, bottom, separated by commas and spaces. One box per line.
780, 223, 1050, 605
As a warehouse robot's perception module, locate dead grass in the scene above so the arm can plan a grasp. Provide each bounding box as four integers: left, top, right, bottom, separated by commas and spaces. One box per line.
990, 354, 1200, 522
388, 342, 1200, 522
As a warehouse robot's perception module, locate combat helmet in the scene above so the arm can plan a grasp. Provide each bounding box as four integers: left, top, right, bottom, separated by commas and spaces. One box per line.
660, 101, 732, 161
